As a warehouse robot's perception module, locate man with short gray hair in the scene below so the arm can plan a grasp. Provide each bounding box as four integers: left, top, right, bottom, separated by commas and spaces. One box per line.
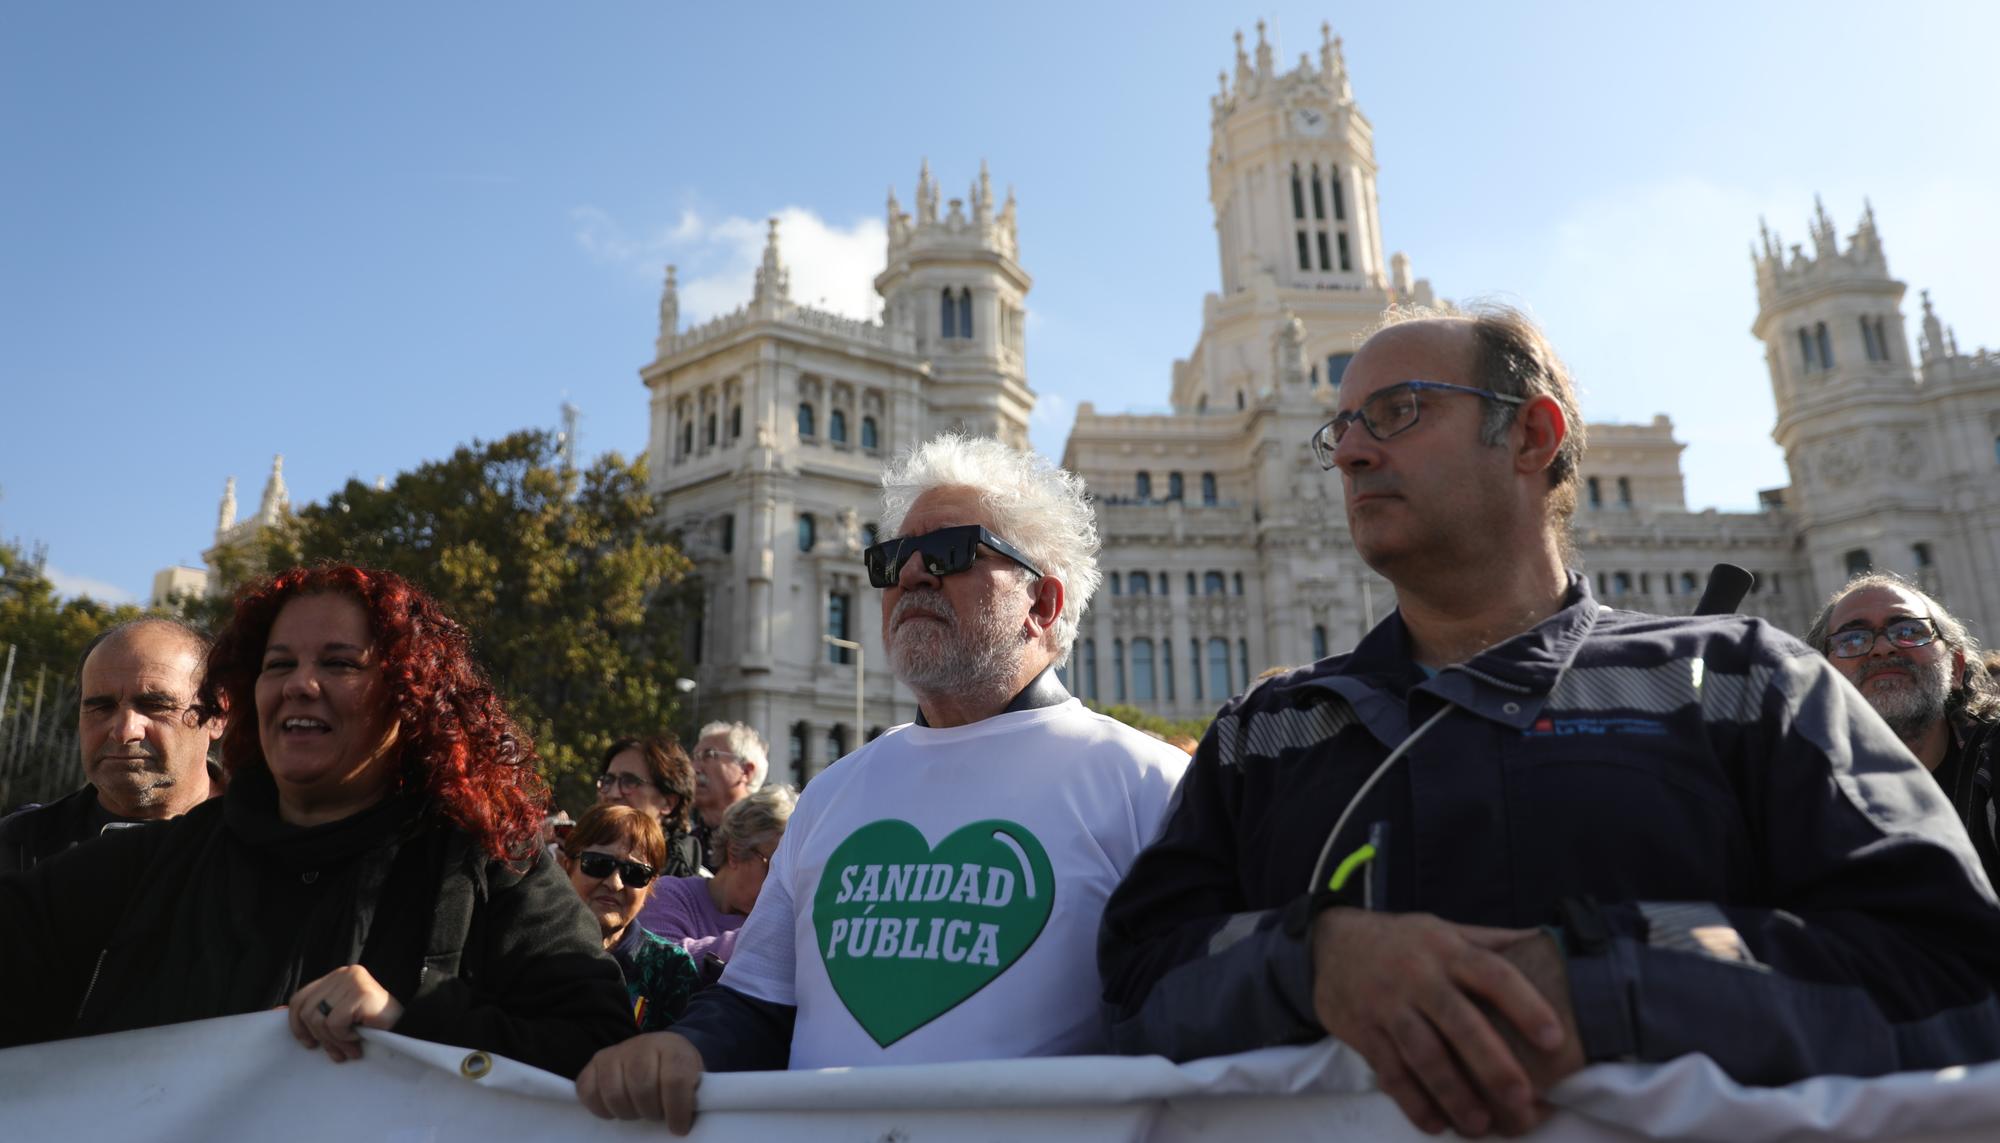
690, 720, 768, 832
579, 435, 1188, 1132
0, 618, 224, 873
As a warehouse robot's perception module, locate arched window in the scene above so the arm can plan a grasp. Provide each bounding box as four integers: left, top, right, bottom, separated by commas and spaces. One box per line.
730, 405, 742, 439
1310, 164, 1326, 220
1844, 548, 1871, 576
1612, 572, 1632, 595
1325, 354, 1352, 385
941, 288, 957, 338
826, 593, 851, 663
1235, 390, 1246, 410
789, 722, 809, 784
1312, 625, 1329, 659
1129, 572, 1151, 595
1190, 640, 1204, 701
1233, 572, 1245, 596
704, 413, 717, 447
1168, 472, 1184, 500
680, 422, 693, 457
829, 409, 848, 444
1798, 328, 1816, 372
1108, 572, 1122, 596
958, 289, 973, 339
1185, 572, 1197, 595
1296, 231, 1311, 271
1330, 168, 1346, 220
1860, 316, 1881, 362
1207, 637, 1231, 699
1316, 231, 1332, 271
797, 513, 816, 552
1113, 639, 1127, 702
826, 726, 847, 764
1162, 645, 1175, 701
1587, 477, 1602, 508
1135, 471, 1152, 500
1082, 638, 1099, 700
1815, 322, 1833, 370
1238, 639, 1251, 692
1679, 571, 1698, 595
1201, 473, 1217, 505
1203, 571, 1225, 596
1290, 164, 1305, 220
860, 416, 879, 450
1617, 476, 1632, 506
718, 514, 735, 554
797, 401, 816, 438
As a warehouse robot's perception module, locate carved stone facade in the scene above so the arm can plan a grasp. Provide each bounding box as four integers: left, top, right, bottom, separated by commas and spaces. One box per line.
645, 171, 1030, 783
648, 22, 2000, 743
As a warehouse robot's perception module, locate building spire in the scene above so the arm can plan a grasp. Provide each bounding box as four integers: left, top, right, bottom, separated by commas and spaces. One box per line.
257, 454, 289, 523
656, 264, 679, 349
1233, 29, 1252, 90
1254, 19, 1273, 77
916, 158, 938, 224
216, 476, 237, 537
1810, 194, 1837, 256
752, 217, 789, 306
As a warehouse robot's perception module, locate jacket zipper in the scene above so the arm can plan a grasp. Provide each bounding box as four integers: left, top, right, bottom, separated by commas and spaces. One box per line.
75, 949, 109, 1023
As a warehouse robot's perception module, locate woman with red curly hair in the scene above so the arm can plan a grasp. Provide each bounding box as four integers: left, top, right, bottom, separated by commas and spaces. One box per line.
0, 565, 635, 1077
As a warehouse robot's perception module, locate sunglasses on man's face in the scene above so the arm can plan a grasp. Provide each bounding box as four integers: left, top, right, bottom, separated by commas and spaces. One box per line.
863, 524, 1043, 589
575, 852, 656, 888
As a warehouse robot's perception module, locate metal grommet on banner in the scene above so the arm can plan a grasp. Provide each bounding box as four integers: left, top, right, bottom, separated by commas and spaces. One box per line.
460, 1051, 493, 1080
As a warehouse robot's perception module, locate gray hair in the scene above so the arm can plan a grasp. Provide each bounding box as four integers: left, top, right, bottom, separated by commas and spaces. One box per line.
1804, 572, 2000, 724
1370, 302, 1588, 532
716, 782, 797, 866
879, 434, 1101, 667
697, 720, 769, 790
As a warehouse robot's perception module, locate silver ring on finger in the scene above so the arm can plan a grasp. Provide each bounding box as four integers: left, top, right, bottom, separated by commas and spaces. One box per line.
317, 999, 333, 1017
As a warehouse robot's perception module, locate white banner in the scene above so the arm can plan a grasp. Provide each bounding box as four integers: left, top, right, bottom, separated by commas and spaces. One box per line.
4, 1012, 2000, 1141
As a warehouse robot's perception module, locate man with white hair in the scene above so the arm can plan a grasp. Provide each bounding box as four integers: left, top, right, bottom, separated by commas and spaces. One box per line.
689, 720, 768, 832
578, 435, 1189, 1132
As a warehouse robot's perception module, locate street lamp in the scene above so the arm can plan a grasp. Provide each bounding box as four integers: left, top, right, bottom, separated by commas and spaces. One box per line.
674, 677, 698, 731
821, 636, 864, 756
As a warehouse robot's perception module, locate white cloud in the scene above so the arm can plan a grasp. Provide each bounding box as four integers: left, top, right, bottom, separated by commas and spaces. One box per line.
44, 565, 138, 605
572, 204, 887, 324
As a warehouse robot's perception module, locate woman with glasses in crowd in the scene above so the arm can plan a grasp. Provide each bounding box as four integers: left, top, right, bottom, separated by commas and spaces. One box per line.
639, 783, 795, 967
558, 804, 700, 1032
0, 565, 634, 1077
595, 737, 700, 879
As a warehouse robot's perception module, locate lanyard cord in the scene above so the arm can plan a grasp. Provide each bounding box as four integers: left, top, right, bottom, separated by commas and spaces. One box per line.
1303, 704, 1454, 897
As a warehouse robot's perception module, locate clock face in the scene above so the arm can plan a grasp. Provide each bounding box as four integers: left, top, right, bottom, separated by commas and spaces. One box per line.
1292, 107, 1328, 136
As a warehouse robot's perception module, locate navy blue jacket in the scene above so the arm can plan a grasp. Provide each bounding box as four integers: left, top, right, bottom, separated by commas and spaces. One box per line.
1099, 577, 2000, 1082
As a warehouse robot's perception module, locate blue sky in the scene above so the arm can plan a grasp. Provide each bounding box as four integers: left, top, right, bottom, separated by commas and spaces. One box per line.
4, 2, 1996, 604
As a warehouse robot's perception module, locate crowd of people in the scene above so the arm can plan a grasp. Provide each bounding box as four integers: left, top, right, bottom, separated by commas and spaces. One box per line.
5, 301, 2000, 1138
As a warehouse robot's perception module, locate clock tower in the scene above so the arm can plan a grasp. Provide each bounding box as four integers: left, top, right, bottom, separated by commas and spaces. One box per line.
1209, 20, 1386, 296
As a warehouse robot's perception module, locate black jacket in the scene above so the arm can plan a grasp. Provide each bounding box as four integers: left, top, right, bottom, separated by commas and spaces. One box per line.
0, 769, 634, 1077
1100, 578, 2000, 1083
0, 785, 140, 875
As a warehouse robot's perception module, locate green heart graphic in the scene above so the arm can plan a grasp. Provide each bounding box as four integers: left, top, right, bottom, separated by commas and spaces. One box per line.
812, 818, 1055, 1047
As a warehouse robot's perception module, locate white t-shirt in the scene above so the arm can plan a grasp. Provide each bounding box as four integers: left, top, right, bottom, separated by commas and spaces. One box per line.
720, 699, 1189, 1068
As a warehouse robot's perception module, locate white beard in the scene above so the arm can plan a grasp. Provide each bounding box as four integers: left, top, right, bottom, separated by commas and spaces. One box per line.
887, 586, 1026, 698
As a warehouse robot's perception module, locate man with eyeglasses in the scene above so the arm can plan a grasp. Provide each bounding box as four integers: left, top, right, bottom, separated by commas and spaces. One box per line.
1099, 303, 2000, 1139
689, 721, 768, 833
0, 619, 224, 873
577, 434, 1188, 1133
1807, 573, 2000, 883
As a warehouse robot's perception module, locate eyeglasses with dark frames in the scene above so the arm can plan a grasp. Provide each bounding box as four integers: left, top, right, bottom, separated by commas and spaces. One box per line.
863, 524, 1044, 589
1310, 380, 1527, 470
575, 852, 657, 888
596, 771, 660, 795
1827, 618, 1939, 659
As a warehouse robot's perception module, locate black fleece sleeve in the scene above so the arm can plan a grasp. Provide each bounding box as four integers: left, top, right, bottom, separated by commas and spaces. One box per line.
672, 984, 797, 1072
394, 853, 635, 1078
0, 822, 159, 1046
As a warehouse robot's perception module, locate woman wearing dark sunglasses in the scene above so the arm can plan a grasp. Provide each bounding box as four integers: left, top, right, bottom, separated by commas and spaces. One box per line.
560, 804, 701, 1033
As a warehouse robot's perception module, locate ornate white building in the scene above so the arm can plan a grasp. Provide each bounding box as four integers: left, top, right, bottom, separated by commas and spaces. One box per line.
647, 22, 2000, 767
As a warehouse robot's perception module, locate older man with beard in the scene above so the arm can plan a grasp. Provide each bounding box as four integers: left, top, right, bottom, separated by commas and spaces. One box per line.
0, 618, 223, 874
1807, 573, 2000, 883
577, 435, 1189, 1133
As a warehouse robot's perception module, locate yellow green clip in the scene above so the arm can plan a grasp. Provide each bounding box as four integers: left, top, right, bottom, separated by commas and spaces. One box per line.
1328, 843, 1377, 892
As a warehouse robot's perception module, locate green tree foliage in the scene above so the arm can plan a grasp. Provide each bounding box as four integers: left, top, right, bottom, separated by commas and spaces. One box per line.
1084, 701, 1211, 746
221, 431, 696, 814
0, 541, 148, 806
